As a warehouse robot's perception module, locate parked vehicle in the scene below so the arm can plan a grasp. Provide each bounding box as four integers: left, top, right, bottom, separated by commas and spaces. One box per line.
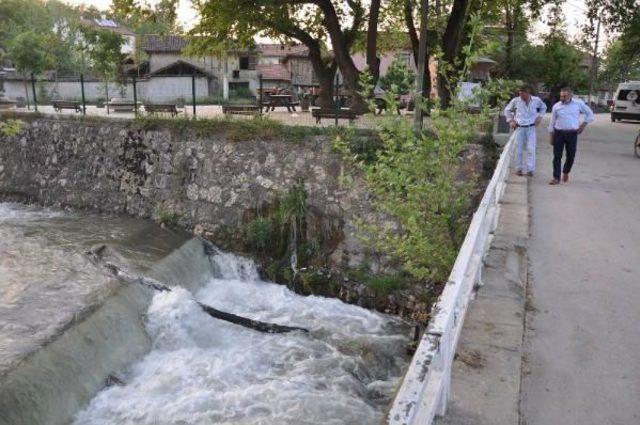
611, 81, 640, 122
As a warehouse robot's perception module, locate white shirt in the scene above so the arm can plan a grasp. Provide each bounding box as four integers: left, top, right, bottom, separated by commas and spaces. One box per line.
548, 98, 595, 133
504, 96, 547, 126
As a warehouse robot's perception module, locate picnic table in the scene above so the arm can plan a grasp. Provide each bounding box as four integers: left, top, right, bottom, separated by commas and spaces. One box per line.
311, 108, 358, 124
264, 94, 299, 112
107, 99, 139, 113
222, 104, 261, 115
52, 100, 82, 113
144, 103, 180, 117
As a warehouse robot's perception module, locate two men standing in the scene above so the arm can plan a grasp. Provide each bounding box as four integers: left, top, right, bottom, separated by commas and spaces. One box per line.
504, 86, 594, 184
504, 86, 547, 176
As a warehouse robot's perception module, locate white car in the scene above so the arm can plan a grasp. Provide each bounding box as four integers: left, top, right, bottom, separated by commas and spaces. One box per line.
611, 81, 640, 122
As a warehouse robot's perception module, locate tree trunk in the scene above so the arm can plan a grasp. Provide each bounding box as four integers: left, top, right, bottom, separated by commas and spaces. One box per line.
366, 0, 382, 86
504, 5, 514, 77
317, 0, 367, 113
23, 76, 30, 110
105, 81, 110, 114
405, 0, 432, 103
304, 39, 337, 109
316, 71, 336, 109
438, 0, 471, 108
405, 0, 420, 67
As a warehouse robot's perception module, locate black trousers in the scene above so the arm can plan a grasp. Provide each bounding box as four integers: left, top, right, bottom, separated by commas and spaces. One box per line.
553, 130, 578, 179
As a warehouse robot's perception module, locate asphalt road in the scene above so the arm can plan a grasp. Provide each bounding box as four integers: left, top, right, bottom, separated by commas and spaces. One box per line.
521, 114, 640, 424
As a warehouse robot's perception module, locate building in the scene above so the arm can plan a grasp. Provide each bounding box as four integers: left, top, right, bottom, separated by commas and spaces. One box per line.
80, 18, 136, 54
255, 43, 316, 91
352, 48, 494, 98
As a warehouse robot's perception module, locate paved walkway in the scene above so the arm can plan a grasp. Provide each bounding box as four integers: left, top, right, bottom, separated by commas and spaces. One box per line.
522, 115, 640, 424
438, 115, 640, 425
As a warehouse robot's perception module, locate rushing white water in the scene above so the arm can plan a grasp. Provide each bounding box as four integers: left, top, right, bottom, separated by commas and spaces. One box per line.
74, 252, 410, 425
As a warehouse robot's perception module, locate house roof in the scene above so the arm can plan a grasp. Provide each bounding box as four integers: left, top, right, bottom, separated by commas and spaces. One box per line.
148, 60, 214, 78
257, 43, 309, 58
474, 56, 497, 65
142, 35, 189, 53
80, 18, 134, 36
256, 63, 291, 81
140, 37, 310, 58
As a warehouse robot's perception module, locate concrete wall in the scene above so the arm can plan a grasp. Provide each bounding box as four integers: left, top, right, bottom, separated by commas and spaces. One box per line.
3, 77, 211, 103
137, 77, 209, 102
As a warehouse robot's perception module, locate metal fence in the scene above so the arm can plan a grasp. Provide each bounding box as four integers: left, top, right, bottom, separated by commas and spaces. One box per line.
386, 130, 517, 425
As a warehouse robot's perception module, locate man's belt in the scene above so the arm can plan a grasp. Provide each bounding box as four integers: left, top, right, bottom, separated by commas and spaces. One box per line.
553, 128, 578, 133
516, 123, 535, 128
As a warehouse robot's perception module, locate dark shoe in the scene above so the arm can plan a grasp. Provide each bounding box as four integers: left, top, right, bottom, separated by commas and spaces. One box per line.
562, 173, 569, 182
516, 170, 524, 176
527, 171, 534, 177
549, 179, 560, 185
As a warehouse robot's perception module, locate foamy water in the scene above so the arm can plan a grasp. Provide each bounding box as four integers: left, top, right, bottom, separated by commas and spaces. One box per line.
74, 252, 409, 425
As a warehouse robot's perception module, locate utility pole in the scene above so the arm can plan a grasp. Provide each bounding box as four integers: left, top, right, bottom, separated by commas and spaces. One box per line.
588, 17, 601, 107
414, 0, 430, 131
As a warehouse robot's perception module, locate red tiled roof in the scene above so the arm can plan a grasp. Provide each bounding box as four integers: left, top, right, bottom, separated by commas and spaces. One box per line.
256, 64, 291, 81
142, 35, 188, 53
257, 43, 309, 58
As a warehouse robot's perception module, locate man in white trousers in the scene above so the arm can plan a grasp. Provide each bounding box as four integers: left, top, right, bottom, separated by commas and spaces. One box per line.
504, 86, 547, 176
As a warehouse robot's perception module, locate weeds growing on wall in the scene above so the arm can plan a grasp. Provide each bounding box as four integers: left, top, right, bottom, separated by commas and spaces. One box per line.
0, 119, 24, 137
154, 204, 180, 227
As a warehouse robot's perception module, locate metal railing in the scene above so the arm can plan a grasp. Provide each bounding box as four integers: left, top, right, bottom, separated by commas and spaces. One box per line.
387, 131, 517, 425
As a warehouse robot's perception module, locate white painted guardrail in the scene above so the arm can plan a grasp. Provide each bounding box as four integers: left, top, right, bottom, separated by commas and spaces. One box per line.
387, 131, 517, 425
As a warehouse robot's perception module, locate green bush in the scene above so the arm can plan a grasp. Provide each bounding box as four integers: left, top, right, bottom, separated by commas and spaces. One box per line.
229, 87, 254, 100
155, 205, 179, 227
0, 119, 25, 137
379, 58, 416, 95
246, 217, 274, 252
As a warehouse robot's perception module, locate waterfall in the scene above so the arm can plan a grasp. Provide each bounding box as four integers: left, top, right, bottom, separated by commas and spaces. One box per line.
74, 250, 410, 425
0, 203, 410, 425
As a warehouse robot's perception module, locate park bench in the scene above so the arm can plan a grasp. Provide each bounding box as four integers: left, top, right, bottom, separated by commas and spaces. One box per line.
144, 103, 180, 117
311, 108, 358, 124
222, 104, 261, 115
107, 99, 138, 113
52, 100, 82, 113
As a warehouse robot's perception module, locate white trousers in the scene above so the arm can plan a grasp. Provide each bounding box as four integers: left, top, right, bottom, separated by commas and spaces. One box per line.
515, 126, 536, 172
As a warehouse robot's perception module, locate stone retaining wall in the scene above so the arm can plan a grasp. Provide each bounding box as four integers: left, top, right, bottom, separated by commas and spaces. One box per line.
0, 114, 489, 320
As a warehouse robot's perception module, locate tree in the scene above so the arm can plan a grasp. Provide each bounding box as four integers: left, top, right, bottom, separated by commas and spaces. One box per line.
82, 28, 124, 104
6, 30, 53, 105
110, 0, 181, 34
379, 58, 416, 94
599, 37, 640, 88
0, 0, 52, 48
584, 0, 639, 88
188, 0, 339, 109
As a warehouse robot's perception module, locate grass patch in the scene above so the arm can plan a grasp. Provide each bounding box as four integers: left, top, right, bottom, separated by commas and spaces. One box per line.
348, 269, 406, 296
245, 217, 274, 253
0, 119, 24, 137
155, 205, 180, 227
132, 115, 332, 142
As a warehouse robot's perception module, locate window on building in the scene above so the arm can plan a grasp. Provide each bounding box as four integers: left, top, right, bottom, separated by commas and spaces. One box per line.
239, 56, 250, 70
396, 52, 412, 66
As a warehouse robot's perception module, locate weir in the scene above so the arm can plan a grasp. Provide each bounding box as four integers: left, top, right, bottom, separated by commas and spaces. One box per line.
0, 203, 410, 425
